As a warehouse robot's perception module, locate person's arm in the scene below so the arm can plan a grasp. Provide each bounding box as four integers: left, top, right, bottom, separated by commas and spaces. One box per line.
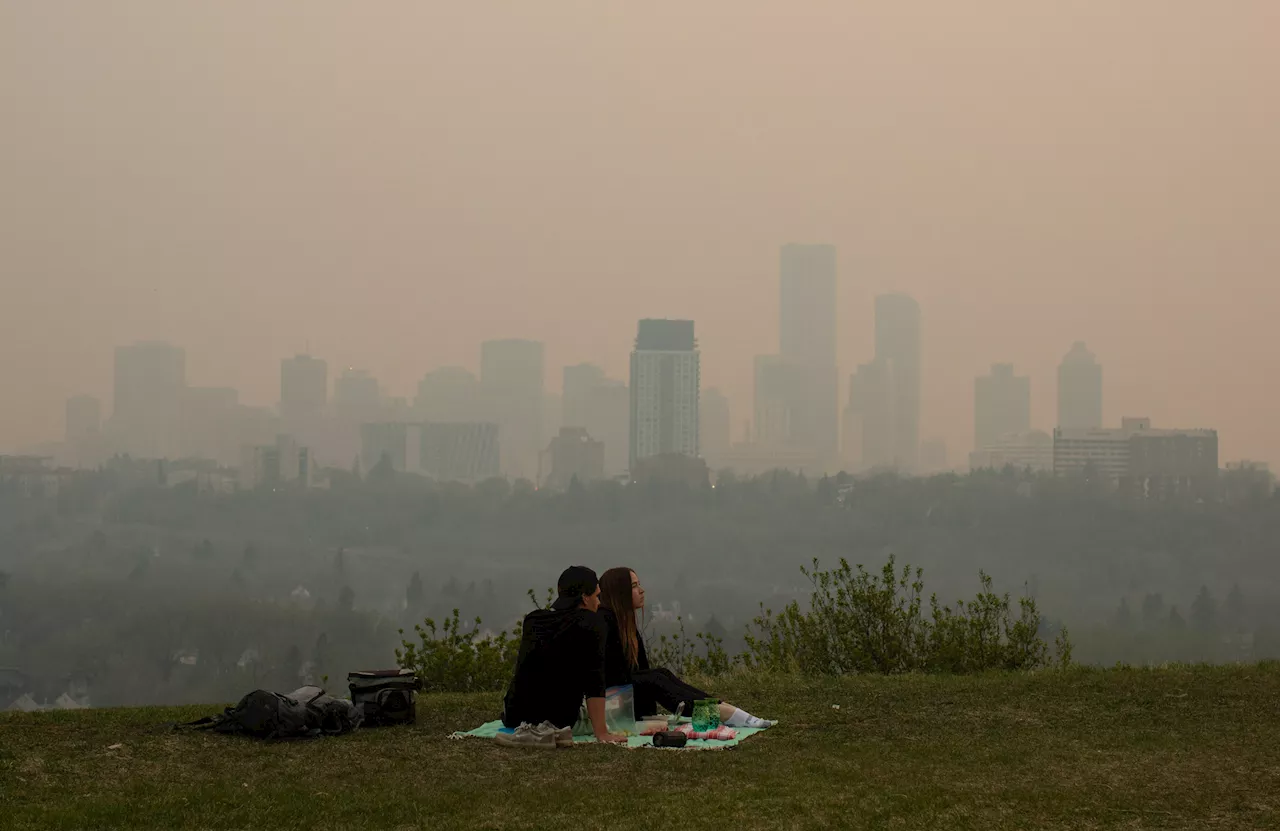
583, 614, 625, 743
586, 696, 624, 743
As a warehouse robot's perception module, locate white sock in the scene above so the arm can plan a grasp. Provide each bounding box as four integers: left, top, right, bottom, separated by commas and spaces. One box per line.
724, 708, 772, 728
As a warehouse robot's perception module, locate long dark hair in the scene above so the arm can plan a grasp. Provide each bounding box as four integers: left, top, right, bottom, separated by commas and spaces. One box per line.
599, 566, 640, 669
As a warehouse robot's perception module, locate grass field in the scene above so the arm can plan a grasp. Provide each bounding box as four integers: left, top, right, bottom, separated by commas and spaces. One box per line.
3, 665, 1279, 830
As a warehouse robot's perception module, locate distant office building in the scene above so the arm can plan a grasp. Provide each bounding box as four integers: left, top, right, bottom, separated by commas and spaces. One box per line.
1126, 426, 1218, 501
421, 422, 500, 482
544, 427, 605, 490
874, 294, 922, 472
779, 243, 839, 463
65, 396, 101, 444
415, 367, 482, 423
481, 339, 545, 480
360, 422, 417, 474
974, 364, 1031, 451
280, 355, 328, 424
239, 434, 312, 490
846, 358, 895, 471
1058, 342, 1103, 430
111, 341, 186, 459
1054, 418, 1217, 499
1053, 417, 1150, 480
700, 387, 732, 466
920, 439, 949, 474
970, 430, 1053, 473
563, 364, 630, 475
630, 319, 700, 471
358, 421, 500, 483
753, 355, 802, 447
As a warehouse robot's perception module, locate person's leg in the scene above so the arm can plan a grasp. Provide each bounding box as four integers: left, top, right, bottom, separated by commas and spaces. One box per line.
633, 667, 711, 717
718, 701, 774, 728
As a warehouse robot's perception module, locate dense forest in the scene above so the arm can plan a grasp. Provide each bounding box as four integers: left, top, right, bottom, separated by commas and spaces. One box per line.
1, 461, 1277, 707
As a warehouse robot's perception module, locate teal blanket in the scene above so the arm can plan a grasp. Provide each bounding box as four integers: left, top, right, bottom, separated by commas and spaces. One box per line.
450, 718, 773, 750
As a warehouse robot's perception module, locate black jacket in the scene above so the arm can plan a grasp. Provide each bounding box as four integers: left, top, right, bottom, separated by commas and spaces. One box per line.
600, 606, 649, 689
501, 607, 607, 729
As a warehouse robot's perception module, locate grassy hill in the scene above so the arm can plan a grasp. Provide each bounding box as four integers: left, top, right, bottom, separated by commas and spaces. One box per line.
3, 665, 1279, 830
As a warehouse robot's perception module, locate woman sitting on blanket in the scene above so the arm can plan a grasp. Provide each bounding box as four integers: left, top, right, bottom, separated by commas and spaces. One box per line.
597, 566, 773, 729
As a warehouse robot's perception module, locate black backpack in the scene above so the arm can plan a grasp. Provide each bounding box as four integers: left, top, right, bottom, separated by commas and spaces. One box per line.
181, 686, 361, 740
348, 669, 420, 726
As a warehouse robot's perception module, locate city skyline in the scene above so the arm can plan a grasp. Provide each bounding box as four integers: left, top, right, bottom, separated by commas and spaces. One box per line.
33, 298, 1244, 477
4, 4, 1276, 468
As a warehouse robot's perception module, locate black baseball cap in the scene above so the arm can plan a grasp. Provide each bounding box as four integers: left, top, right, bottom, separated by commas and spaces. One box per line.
551, 565, 599, 610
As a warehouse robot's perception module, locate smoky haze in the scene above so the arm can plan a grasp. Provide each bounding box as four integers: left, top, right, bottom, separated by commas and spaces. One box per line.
2, 1, 1279, 465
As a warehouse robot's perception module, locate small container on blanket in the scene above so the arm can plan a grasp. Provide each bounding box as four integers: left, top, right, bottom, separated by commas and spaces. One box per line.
691, 698, 720, 732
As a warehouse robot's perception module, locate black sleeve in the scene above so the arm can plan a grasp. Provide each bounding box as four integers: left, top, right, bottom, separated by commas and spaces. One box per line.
580, 612, 607, 700
636, 628, 650, 672
599, 608, 628, 687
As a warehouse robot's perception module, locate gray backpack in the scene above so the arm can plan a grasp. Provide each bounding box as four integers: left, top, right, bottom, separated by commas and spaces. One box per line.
348, 669, 420, 726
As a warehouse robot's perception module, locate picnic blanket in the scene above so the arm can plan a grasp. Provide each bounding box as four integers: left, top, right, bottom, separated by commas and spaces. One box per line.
450, 718, 774, 751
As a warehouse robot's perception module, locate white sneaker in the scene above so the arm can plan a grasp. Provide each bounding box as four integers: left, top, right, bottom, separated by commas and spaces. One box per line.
537, 720, 574, 748
494, 722, 557, 750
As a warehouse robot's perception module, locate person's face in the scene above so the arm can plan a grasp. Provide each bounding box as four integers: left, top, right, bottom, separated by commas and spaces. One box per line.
630, 571, 645, 610
581, 586, 601, 612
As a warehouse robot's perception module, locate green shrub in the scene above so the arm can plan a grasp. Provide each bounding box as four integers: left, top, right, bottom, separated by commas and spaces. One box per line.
648, 616, 738, 677
395, 589, 552, 693
742, 556, 1070, 675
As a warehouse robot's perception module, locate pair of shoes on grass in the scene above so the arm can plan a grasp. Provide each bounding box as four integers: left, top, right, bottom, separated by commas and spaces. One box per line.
494, 721, 574, 749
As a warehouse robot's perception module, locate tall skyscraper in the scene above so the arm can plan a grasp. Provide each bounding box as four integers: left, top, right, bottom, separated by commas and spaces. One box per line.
480, 339, 545, 479
629, 319, 700, 471
874, 294, 922, 472
280, 355, 328, 424
699, 387, 732, 465
111, 341, 186, 459
779, 244, 838, 462
415, 366, 481, 423
1058, 342, 1103, 430
974, 364, 1031, 451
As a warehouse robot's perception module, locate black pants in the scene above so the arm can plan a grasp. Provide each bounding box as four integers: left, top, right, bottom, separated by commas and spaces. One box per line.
632, 668, 715, 719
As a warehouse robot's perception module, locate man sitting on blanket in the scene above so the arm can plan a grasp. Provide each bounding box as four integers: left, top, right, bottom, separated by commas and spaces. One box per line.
499, 566, 627, 747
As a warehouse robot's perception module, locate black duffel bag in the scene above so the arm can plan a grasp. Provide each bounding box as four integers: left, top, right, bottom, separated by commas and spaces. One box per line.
348, 669, 421, 726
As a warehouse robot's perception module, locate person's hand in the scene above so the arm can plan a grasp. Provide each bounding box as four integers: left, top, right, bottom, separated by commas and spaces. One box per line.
595, 731, 627, 744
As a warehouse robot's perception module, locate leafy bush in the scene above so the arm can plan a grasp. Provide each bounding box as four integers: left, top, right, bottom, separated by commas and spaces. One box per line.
648, 616, 738, 678
397, 559, 1070, 694
395, 589, 552, 693
742, 556, 1071, 675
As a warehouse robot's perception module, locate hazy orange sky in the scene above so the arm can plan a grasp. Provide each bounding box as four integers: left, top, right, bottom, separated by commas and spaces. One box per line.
3, 1, 1278, 464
